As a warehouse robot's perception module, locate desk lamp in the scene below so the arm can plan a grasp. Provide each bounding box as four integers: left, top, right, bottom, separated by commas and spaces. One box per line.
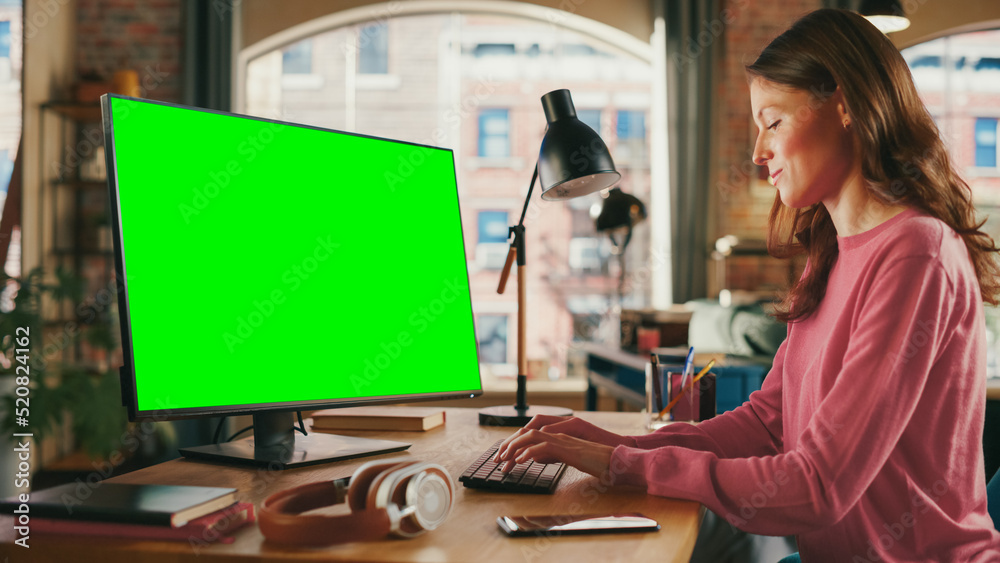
479, 89, 621, 426
595, 187, 646, 253
596, 187, 646, 302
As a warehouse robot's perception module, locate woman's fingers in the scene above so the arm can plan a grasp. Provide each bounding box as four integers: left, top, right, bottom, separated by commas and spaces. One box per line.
494, 415, 574, 463
493, 429, 614, 478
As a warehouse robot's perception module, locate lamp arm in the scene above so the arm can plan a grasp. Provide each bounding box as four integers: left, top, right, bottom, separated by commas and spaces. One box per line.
517, 163, 539, 227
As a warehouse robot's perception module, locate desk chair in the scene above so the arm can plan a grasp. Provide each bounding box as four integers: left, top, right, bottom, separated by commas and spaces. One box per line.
777, 468, 1000, 563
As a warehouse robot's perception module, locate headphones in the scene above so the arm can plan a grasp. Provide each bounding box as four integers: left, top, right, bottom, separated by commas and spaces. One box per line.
259, 458, 454, 546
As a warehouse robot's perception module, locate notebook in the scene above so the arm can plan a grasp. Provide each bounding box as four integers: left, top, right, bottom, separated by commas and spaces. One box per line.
0, 483, 238, 527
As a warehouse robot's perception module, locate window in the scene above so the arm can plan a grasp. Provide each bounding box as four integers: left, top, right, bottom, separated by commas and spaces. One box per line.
577, 109, 601, 134
358, 23, 388, 74
909, 55, 941, 69
478, 109, 510, 158
0, 149, 10, 191
903, 30, 1000, 376
616, 110, 646, 161
473, 43, 515, 57
282, 40, 312, 74
477, 210, 509, 244
976, 118, 998, 168
476, 210, 510, 270
975, 57, 1000, 72
476, 314, 508, 364
568, 237, 605, 274
617, 110, 646, 140
241, 10, 655, 381
0, 21, 10, 58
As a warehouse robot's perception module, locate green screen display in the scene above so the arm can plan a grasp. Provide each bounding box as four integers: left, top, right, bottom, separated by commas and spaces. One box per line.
104, 96, 482, 416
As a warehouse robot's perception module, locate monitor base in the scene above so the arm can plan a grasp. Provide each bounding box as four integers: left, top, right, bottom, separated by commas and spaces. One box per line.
179, 432, 410, 469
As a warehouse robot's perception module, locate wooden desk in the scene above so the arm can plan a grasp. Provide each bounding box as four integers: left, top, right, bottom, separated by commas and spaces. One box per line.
0, 409, 701, 562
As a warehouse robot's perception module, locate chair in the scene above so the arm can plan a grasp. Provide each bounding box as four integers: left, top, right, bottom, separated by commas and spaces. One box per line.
777, 469, 1000, 563
988, 466, 1000, 529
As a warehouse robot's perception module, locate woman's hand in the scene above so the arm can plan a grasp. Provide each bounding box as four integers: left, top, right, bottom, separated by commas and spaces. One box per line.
492, 415, 627, 478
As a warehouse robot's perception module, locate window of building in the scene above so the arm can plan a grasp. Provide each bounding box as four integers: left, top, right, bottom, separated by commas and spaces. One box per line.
476, 314, 508, 364
473, 43, 516, 57
0, 21, 10, 58
616, 110, 646, 162
909, 55, 941, 69
478, 109, 510, 158
476, 210, 510, 270
976, 118, 998, 168
0, 149, 10, 190
358, 22, 388, 74
617, 110, 645, 140
282, 40, 312, 74
568, 237, 605, 274
478, 210, 509, 243
577, 109, 601, 134
976, 57, 1000, 72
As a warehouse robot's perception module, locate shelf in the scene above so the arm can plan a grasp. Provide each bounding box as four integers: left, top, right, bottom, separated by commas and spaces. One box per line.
42, 101, 102, 123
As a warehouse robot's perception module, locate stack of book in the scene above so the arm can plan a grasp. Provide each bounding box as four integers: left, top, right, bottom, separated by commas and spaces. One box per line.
0, 482, 254, 544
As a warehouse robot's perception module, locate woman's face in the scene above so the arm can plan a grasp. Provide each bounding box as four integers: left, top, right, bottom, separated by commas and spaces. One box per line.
750, 78, 857, 209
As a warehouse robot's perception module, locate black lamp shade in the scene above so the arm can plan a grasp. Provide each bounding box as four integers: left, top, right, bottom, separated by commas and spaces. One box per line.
859, 0, 905, 17
596, 187, 646, 232
537, 89, 621, 201
858, 0, 910, 33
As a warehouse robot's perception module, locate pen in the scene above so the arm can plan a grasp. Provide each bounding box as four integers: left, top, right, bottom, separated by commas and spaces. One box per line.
658, 359, 716, 420
679, 346, 694, 391
650, 353, 663, 412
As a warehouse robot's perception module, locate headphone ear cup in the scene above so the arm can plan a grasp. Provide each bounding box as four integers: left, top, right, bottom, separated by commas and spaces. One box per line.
348, 460, 416, 511
403, 465, 453, 534
373, 462, 453, 537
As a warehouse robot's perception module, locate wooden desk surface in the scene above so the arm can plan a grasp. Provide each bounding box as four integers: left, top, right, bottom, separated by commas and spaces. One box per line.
0, 408, 701, 563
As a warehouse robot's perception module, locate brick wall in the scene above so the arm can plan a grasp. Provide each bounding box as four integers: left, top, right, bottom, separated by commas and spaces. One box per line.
709, 0, 819, 297
75, 0, 182, 103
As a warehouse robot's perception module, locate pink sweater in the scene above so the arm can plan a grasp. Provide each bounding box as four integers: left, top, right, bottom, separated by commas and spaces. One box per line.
612, 209, 1000, 561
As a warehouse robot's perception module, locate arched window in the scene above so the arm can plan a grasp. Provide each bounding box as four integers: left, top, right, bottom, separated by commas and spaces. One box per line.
902, 29, 1000, 375
237, 5, 656, 380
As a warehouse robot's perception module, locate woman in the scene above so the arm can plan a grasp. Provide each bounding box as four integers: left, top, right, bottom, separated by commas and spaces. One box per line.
494, 9, 1000, 562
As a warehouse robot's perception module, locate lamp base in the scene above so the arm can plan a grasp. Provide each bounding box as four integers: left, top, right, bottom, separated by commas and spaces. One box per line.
478, 404, 573, 427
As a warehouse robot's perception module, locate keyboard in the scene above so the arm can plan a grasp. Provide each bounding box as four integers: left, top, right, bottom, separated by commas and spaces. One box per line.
459, 440, 567, 494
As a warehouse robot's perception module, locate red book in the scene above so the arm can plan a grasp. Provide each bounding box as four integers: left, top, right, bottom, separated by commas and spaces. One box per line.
31, 502, 255, 544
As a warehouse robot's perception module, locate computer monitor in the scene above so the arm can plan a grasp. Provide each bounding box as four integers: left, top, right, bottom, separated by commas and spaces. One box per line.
101, 94, 483, 468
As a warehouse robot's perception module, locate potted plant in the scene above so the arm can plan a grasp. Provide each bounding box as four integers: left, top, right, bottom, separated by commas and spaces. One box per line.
0, 267, 172, 486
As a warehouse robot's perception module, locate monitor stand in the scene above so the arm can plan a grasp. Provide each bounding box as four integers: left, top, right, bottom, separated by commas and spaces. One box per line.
178, 411, 410, 469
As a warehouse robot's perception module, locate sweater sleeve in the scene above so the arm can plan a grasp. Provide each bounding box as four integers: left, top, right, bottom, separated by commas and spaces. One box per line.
628, 339, 786, 459
610, 256, 955, 536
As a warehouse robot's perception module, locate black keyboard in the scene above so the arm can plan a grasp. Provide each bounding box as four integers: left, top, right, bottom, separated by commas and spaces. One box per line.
459, 440, 567, 494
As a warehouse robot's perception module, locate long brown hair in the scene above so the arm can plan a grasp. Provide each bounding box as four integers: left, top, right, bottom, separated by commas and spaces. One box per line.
747, 8, 1000, 323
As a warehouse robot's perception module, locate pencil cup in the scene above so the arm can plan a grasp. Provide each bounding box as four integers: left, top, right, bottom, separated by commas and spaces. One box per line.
646, 368, 718, 430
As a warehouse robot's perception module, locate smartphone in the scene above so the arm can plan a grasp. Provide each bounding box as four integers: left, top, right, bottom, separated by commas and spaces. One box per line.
497, 513, 660, 537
